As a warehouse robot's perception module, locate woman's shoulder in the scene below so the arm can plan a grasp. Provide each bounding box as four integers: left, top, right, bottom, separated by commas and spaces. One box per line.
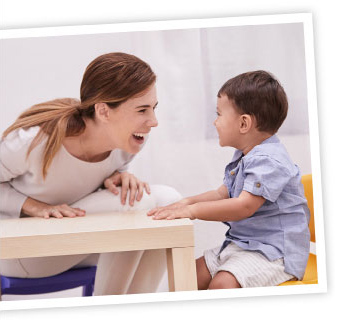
0, 126, 47, 160
0, 127, 44, 175
2, 126, 40, 146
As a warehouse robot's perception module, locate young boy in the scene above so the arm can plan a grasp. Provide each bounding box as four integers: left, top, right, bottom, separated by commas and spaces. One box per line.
148, 70, 310, 289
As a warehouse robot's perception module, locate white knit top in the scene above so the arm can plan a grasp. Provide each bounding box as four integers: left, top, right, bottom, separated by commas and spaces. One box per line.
0, 126, 134, 219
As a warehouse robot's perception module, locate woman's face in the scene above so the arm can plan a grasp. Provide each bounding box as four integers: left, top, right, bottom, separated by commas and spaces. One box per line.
104, 84, 158, 154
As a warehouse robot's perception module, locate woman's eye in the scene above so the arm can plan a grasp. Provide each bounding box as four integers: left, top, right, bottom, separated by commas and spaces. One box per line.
138, 109, 146, 113
216, 112, 220, 116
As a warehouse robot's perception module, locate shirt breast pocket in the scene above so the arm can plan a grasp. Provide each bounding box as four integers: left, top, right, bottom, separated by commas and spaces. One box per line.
231, 171, 244, 198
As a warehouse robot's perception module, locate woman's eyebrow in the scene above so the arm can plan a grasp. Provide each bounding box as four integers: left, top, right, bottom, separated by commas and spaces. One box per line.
135, 102, 158, 109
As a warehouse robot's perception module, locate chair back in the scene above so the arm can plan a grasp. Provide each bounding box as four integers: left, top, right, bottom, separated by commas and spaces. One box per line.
301, 174, 315, 242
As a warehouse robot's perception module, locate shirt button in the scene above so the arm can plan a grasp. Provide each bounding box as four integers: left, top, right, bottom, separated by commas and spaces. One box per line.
256, 183, 261, 188
230, 171, 235, 176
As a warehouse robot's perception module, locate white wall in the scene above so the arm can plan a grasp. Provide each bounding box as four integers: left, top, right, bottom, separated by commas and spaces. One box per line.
1, 23, 308, 135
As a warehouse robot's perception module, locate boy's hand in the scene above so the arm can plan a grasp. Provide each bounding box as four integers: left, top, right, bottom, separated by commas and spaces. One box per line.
147, 199, 188, 217
148, 204, 195, 220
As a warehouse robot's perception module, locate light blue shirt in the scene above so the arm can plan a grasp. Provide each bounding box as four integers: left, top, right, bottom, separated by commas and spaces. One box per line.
220, 135, 310, 280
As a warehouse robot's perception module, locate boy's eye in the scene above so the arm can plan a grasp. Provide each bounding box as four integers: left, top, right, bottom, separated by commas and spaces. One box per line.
216, 112, 220, 116
138, 109, 146, 113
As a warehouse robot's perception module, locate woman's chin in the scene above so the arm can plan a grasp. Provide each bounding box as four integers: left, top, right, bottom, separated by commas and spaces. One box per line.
129, 148, 140, 155
125, 141, 142, 154
128, 135, 145, 152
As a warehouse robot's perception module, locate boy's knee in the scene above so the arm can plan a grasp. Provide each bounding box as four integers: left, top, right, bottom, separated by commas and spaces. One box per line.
196, 256, 212, 290
208, 271, 241, 290
208, 276, 224, 290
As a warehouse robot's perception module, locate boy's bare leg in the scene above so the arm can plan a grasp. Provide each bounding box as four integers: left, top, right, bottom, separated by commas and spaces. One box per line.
196, 256, 212, 290
208, 270, 241, 289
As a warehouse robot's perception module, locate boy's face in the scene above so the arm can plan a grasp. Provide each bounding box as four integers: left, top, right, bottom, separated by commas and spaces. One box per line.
214, 94, 242, 148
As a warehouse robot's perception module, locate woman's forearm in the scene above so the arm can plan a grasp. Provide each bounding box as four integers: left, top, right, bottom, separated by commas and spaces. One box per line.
0, 182, 28, 218
21, 197, 86, 219
21, 197, 50, 217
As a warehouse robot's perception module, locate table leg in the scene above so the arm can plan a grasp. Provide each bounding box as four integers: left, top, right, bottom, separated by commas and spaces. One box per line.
166, 247, 197, 292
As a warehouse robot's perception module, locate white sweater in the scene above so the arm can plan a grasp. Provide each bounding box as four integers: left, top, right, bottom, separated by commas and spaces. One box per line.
0, 127, 134, 219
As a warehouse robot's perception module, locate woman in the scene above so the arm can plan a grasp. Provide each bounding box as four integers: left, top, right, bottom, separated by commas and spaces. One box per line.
0, 52, 181, 296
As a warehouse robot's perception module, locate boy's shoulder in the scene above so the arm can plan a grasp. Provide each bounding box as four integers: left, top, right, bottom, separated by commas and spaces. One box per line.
243, 135, 297, 174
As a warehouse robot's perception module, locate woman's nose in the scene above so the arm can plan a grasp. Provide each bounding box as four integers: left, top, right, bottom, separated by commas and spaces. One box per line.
147, 113, 158, 127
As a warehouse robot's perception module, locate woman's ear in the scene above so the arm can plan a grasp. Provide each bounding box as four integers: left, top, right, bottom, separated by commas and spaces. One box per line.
94, 103, 110, 122
239, 114, 253, 133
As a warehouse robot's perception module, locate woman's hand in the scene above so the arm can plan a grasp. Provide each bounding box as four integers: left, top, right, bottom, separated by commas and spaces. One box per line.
104, 171, 150, 206
21, 197, 86, 219
147, 199, 194, 220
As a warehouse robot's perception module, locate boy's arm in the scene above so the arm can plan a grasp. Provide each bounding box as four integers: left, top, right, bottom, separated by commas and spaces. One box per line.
151, 190, 265, 221
183, 185, 229, 205
147, 185, 228, 217
190, 191, 265, 221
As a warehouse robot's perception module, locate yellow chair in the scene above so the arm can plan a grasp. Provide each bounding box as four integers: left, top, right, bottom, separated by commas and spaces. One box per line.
279, 174, 318, 286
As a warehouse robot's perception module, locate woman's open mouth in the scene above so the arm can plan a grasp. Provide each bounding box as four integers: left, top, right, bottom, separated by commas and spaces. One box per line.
132, 132, 147, 144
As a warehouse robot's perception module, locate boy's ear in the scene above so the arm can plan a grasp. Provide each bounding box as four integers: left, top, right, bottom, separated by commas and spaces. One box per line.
239, 114, 253, 133
94, 103, 110, 122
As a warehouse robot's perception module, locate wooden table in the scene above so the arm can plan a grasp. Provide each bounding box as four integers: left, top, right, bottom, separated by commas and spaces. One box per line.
0, 210, 197, 292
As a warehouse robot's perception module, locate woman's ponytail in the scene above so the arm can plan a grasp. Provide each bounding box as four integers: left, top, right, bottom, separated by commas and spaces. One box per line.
2, 98, 85, 178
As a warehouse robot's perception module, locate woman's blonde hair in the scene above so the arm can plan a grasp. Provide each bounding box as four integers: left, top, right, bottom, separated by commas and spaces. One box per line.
2, 52, 156, 178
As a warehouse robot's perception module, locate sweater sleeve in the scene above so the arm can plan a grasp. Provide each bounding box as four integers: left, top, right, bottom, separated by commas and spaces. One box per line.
0, 128, 37, 219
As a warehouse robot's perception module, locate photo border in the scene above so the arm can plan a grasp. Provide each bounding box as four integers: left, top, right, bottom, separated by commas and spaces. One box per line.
0, 13, 327, 311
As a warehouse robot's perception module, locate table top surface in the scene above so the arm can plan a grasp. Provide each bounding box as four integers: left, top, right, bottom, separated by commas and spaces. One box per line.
0, 210, 193, 238
0, 210, 195, 259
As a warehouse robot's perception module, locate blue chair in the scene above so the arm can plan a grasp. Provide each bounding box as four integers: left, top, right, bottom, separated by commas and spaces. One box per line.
1, 266, 97, 297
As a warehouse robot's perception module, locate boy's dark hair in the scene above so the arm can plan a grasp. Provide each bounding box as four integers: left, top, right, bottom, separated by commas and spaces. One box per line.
218, 70, 288, 134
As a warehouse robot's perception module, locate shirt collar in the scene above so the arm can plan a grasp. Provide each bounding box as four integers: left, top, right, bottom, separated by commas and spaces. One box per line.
231, 149, 244, 163
231, 134, 279, 163
260, 134, 279, 145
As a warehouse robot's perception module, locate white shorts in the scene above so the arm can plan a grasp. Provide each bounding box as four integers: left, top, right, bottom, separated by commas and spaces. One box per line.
204, 242, 294, 288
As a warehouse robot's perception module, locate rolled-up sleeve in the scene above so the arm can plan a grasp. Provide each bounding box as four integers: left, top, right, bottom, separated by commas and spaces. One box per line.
243, 155, 292, 202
